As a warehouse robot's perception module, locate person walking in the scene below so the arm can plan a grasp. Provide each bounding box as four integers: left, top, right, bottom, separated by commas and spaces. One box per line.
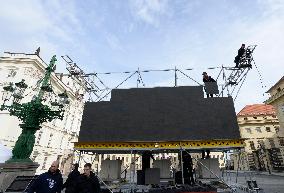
75, 163, 101, 193
62, 163, 80, 193
28, 161, 63, 193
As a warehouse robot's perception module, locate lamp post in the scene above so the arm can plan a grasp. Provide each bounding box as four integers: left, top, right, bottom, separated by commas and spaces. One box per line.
0, 55, 69, 162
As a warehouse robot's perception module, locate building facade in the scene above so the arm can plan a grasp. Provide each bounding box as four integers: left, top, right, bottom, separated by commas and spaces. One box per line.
0, 52, 85, 175
235, 104, 284, 171
265, 76, 284, 158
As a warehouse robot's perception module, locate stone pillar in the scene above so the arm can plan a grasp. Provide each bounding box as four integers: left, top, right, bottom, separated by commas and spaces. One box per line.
0, 162, 39, 192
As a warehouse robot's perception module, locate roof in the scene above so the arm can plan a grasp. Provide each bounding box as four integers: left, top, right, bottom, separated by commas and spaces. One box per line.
266, 76, 284, 93
237, 104, 276, 116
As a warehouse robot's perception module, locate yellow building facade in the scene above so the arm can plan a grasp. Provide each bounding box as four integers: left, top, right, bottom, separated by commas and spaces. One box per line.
236, 104, 284, 171
265, 76, 284, 136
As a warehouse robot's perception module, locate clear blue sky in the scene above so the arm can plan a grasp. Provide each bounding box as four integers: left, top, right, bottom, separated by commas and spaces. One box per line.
0, 0, 283, 112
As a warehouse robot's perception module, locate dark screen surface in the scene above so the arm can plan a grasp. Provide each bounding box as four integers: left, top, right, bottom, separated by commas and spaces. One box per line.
79, 86, 240, 142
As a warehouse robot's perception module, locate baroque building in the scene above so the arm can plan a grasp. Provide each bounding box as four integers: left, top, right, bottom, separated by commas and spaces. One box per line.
265, 76, 284, 157
234, 104, 284, 171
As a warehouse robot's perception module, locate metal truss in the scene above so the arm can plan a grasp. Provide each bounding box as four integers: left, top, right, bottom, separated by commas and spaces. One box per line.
74, 139, 244, 151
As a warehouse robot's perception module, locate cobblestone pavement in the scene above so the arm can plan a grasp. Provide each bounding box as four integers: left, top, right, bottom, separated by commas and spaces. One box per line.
223, 171, 284, 193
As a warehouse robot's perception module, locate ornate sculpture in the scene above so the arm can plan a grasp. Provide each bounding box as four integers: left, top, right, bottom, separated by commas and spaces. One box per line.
1, 55, 69, 162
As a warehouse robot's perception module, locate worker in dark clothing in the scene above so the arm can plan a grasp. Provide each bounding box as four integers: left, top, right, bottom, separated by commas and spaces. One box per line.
206, 150, 211, 159
75, 163, 101, 193
62, 163, 80, 193
185, 154, 195, 185
28, 161, 63, 193
234, 44, 246, 67
202, 72, 216, 98
181, 151, 195, 185
201, 150, 206, 159
142, 151, 155, 171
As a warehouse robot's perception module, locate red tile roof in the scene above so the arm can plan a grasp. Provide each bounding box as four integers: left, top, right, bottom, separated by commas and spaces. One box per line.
237, 104, 276, 116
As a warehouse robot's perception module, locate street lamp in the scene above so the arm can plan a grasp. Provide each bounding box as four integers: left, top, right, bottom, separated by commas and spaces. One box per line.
2, 83, 15, 102
0, 55, 69, 162
13, 79, 28, 104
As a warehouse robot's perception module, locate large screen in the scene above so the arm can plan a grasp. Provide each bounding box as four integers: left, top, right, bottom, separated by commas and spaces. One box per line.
78, 86, 240, 142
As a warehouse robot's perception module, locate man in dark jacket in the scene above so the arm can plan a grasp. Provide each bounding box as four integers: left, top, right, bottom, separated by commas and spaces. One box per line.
28, 161, 63, 193
75, 163, 101, 193
234, 44, 246, 67
62, 163, 80, 193
202, 72, 216, 98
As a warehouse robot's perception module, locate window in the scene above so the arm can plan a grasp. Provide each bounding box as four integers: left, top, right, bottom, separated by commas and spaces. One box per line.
42, 157, 48, 170
266, 127, 271, 132
253, 117, 257, 119
244, 117, 248, 120
269, 139, 275, 148
275, 126, 280, 133
112, 155, 116, 160
245, 128, 252, 134
257, 140, 265, 149
279, 138, 284, 146
255, 127, 262, 133
47, 134, 53, 147
249, 141, 255, 150
36, 131, 43, 145
126, 157, 129, 162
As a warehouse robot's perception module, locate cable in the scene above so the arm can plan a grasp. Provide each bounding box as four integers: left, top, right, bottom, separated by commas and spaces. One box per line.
97, 71, 138, 102
177, 69, 202, 86
252, 58, 267, 96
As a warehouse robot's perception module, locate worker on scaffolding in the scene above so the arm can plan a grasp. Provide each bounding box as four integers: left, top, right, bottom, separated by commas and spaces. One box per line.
234, 44, 246, 67
202, 72, 216, 98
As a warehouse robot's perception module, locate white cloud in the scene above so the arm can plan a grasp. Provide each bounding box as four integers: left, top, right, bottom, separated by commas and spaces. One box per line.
129, 0, 169, 26
216, 0, 284, 111
0, 0, 282, 113
0, 0, 85, 63
105, 32, 125, 52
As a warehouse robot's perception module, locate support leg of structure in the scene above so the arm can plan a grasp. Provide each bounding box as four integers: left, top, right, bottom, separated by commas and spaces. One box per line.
182, 148, 232, 190
180, 146, 185, 185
